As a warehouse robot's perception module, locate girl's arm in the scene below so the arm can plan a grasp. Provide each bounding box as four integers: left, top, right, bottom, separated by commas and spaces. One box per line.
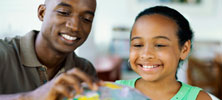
196, 91, 212, 100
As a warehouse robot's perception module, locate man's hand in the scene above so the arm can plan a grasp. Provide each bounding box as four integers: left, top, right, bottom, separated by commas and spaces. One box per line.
30, 68, 102, 100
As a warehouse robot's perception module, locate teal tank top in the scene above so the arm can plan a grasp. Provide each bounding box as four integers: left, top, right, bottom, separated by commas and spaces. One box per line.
115, 77, 202, 100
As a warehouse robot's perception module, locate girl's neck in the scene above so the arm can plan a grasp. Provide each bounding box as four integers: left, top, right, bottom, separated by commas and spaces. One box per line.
135, 78, 181, 100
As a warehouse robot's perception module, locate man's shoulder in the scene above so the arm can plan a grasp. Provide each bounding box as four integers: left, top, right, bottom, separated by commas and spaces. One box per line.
72, 53, 97, 77
0, 30, 39, 58
0, 36, 21, 74
0, 36, 20, 54
73, 53, 93, 67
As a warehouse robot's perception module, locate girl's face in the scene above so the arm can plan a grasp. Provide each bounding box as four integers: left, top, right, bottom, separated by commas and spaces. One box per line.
130, 14, 190, 82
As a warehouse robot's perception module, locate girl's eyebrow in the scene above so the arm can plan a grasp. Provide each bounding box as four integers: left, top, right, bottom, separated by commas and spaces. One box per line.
130, 36, 171, 41
153, 36, 171, 41
131, 37, 141, 41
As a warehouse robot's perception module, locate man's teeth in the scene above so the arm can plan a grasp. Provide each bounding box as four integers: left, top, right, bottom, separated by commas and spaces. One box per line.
61, 34, 77, 41
142, 65, 157, 69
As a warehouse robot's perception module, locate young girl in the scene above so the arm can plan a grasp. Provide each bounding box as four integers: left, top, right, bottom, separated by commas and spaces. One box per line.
116, 6, 212, 100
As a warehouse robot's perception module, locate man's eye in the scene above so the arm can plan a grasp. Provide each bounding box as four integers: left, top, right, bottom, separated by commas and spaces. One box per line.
80, 17, 92, 23
57, 11, 70, 16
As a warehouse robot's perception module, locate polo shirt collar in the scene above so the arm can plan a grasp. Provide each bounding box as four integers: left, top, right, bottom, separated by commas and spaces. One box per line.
20, 30, 76, 71
20, 30, 42, 67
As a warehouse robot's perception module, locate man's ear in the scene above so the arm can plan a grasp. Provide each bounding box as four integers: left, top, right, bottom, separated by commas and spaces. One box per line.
38, 4, 46, 21
180, 40, 191, 60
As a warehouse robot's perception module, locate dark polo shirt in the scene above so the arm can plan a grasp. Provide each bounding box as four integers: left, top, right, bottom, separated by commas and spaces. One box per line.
0, 30, 97, 94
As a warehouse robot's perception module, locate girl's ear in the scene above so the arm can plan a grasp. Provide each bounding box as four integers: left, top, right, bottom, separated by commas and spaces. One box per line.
38, 4, 46, 21
180, 40, 191, 60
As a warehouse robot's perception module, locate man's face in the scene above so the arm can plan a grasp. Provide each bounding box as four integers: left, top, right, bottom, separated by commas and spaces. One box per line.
38, 0, 96, 53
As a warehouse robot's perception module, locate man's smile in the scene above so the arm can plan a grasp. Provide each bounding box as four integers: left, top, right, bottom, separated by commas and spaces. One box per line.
61, 34, 78, 41
59, 33, 81, 45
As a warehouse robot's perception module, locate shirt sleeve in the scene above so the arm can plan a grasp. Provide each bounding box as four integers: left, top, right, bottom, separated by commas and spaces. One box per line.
74, 56, 98, 81
188, 86, 202, 100
115, 78, 139, 88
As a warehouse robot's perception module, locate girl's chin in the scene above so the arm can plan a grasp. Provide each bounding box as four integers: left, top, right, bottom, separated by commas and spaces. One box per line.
140, 75, 160, 82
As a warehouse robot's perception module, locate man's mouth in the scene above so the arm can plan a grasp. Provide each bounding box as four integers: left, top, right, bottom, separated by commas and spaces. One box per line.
59, 33, 81, 45
61, 34, 78, 41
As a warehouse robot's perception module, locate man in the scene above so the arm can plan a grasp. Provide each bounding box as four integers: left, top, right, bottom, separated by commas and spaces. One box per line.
0, 0, 100, 99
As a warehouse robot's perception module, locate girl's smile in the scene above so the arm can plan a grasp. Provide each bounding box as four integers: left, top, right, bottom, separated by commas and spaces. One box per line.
137, 61, 163, 72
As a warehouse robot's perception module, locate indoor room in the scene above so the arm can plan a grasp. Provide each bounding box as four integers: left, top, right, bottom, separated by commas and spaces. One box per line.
0, 0, 221, 99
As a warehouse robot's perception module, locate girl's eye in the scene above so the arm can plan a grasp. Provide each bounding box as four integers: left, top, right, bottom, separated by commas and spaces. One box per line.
57, 11, 70, 16
155, 44, 167, 47
133, 44, 143, 47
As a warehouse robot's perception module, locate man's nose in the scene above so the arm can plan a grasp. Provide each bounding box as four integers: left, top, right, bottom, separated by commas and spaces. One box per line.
66, 16, 80, 31
141, 46, 155, 60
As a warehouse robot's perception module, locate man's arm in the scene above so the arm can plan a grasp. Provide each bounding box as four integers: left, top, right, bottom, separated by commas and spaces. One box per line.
0, 92, 32, 100
0, 68, 102, 100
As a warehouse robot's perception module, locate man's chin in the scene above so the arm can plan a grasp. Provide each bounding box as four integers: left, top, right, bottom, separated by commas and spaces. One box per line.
54, 46, 77, 54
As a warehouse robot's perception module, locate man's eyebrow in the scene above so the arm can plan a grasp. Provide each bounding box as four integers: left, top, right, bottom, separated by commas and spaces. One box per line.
153, 36, 171, 41
131, 37, 141, 41
57, 2, 72, 8
57, 2, 95, 16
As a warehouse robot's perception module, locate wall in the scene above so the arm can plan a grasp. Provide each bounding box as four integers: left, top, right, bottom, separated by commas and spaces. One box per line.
0, 0, 43, 38
94, 0, 222, 49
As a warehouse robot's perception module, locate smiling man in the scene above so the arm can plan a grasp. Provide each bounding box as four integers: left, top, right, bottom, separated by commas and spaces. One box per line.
0, 0, 100, 99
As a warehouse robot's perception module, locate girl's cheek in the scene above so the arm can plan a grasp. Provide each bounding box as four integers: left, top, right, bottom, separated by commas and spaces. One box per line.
130, 50, 138, 58
130, 52, 137, 63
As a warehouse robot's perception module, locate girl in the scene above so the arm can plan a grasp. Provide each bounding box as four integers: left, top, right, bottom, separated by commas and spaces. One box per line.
116, 6, 212, 100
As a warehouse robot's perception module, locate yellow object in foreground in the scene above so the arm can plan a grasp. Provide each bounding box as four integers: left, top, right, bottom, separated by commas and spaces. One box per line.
103, 82, 121, 89
67, 82, 123, 100
77, 94, 99, 100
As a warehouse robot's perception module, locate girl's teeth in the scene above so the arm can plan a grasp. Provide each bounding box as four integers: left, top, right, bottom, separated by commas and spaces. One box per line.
61, 34, 77, 40
143, 65, 156, 69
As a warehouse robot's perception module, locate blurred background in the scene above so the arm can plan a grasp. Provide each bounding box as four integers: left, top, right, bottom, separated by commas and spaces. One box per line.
0, 0, 221, 99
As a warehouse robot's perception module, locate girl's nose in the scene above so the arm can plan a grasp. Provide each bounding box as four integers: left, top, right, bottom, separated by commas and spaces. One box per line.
141, 47, 155, 60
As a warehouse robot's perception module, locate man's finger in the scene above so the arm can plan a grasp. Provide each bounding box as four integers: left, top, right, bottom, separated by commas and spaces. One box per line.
54, 84, 74, 98
67, 68, 98, 90
57, 73, 83, 93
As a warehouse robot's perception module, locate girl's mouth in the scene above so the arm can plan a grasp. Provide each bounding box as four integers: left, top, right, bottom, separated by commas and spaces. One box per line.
138, 64, 162, 71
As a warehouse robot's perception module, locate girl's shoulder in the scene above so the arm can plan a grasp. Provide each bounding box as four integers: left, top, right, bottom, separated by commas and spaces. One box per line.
196, 91, 212, 100
115, 77, 141, 88
172, 82, 211, 100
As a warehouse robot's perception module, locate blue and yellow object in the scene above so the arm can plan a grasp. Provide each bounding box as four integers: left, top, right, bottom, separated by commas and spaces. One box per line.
64, 82, 150, 100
